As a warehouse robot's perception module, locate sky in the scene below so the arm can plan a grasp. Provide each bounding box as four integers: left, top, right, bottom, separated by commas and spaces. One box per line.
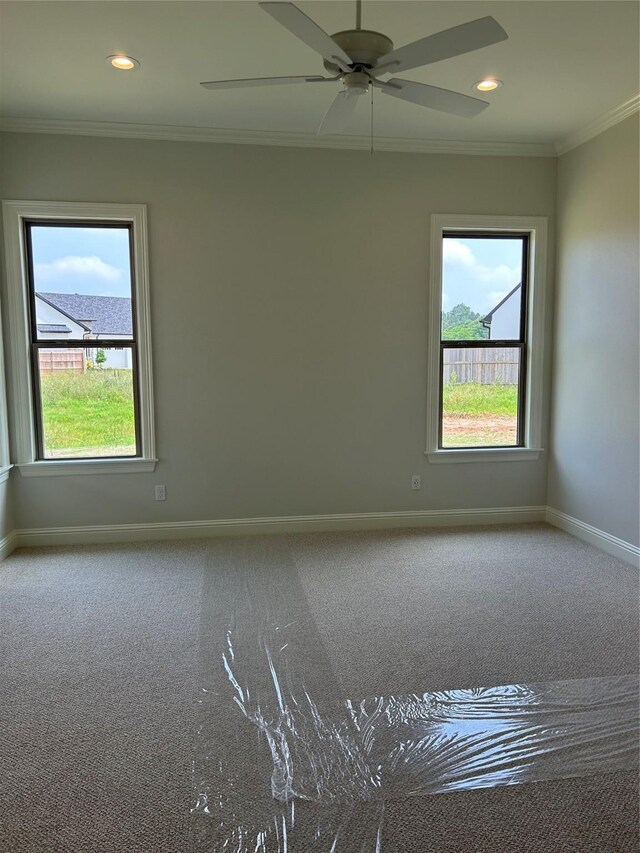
30, 226, 132, 298
442, 236, 524, 317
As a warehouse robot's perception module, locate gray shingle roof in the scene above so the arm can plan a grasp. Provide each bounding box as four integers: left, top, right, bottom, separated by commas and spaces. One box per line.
37, 323, 72, 334
37, 292, 133, 336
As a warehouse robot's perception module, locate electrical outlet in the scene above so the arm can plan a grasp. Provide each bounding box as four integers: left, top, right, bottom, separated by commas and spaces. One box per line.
411, 475, 421, 490
155, 484, 166, 501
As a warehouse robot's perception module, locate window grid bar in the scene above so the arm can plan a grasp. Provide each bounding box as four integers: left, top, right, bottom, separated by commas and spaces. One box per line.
31, 340, 135, 349
444, 231, 530, 240
440, 339, 525, 349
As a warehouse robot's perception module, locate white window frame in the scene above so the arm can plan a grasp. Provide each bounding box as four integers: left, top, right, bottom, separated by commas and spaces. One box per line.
2, 201, 156, 476
426, 214, 547, 464
0, 291, 12, 484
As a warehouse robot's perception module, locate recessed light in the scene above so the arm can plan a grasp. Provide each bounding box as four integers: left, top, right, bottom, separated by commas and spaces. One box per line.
107, 55, 140, 71
473, 79, 502, 92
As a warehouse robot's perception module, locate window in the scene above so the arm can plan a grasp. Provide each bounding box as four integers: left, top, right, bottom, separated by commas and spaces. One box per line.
2, 202, 156, 475
426, 215, 547, 463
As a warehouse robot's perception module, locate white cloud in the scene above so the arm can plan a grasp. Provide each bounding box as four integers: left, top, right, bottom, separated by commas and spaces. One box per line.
443, 239, 475, 267
35, 255, 122, 283
442, 291, 451, 309
442, 237, 524, 316
475, 263, 521, 288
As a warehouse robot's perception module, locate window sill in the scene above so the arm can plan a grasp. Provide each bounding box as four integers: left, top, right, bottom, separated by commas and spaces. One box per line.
18, 458, 158, 477
0, 465, 13, 484
426, 448, 543, 464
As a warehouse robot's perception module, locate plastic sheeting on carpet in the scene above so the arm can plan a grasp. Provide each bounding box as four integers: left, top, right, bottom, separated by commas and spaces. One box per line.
191, 537, 639, 852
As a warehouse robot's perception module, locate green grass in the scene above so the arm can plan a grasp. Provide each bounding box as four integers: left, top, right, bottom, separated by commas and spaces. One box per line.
38, 374, 517, 457
40, 369, 136, 457
442, 381, 518, 447
442, 381, 518, 416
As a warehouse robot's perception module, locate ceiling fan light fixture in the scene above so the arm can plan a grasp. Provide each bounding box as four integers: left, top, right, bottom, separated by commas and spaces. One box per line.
474, 78, 502, 92
107, 55, 140, 71
342, 70, 370, 96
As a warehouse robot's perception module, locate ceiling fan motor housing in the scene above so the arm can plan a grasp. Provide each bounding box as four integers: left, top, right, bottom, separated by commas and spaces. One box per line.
323, 29, 394, 72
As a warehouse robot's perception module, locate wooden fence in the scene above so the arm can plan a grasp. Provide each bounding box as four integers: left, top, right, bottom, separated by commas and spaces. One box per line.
443, 348, 519, 385
38, 349, 85, 374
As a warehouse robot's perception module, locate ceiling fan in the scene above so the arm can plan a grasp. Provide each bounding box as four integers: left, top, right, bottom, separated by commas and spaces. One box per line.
201, 1, 508, 135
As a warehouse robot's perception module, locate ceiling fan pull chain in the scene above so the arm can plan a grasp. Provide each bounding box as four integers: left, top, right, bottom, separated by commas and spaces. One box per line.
370, 81, 374, 155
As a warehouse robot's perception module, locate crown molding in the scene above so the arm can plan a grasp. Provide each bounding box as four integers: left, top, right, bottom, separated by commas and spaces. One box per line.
0, 116, 556, 157
555, 95, 640, 156
2, 98, 637, 158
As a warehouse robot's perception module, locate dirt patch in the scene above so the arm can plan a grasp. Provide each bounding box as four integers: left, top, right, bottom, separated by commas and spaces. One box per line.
46, 445, 137, 459
442, 414, 517, 446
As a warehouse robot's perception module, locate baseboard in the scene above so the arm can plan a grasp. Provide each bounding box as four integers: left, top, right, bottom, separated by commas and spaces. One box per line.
546, 507, 640, 568
7, 507, 639, 567
13, 505, 547, 549
0, 530, 17, 561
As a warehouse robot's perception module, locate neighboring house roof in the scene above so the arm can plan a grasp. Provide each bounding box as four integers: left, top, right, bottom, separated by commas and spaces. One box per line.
35, 292, 90, 333
37, 323, 72, 334
37, 292, 133, 336
481, 282, 522, 326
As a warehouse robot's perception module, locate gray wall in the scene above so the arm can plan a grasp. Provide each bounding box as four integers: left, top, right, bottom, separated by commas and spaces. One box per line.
548, 116, 639, 546
1, 132, 555, 530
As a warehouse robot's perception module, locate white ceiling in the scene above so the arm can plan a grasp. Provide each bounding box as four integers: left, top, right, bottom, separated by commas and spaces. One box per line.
0, 1, 638, 149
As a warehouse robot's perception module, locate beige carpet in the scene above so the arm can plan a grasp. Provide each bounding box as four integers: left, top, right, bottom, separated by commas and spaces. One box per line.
1, 524, 638, 852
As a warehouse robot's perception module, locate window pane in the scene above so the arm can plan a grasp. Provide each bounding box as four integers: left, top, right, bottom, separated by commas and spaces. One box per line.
442, 237, 525, 341
37, 348, 137, 458
29, 225, 134, 341
441, 347, 520, 448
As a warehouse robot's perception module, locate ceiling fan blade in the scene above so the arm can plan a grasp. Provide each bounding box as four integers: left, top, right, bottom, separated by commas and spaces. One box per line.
260, 2, 353, 70
378, 78, 489, 118
317, 91, 360, 135
375, 16, 507, 75
201, 75, 336, 90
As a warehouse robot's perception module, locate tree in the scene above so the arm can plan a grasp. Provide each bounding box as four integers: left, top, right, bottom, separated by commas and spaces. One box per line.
95, 348, 106, 368
441, 303, 488, 341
